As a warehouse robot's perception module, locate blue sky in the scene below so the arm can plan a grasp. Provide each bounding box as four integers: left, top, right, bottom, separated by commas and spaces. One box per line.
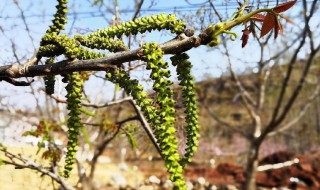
0, 0, 315, 110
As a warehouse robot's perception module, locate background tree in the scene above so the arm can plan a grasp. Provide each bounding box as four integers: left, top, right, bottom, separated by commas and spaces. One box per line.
196, 1, 320, 189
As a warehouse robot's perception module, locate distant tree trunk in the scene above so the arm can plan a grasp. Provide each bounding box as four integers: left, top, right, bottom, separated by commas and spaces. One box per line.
80, 177, 94, 190
244, 140, 260, 190
315, 99, 320, 137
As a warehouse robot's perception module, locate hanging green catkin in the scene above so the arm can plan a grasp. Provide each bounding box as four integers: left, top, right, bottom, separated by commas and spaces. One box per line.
141, 42, 186, 189
44, 58, 55, 95
105, 69, 154, 120
38, 0, 68, 55
105, 66, 186, 189
63, 72, 83, 178
74, 35, 128, 52
46, 0, 68, 34
171, 53, 200, 169
38, 13, 186, 59
74, 13, 186, 55
85, 13, 186, 39
37, 0, 105, 60
40, 33, 81, 59
39, 33, 106, 60
38, 44, 64, 58
39, 0, 68, 93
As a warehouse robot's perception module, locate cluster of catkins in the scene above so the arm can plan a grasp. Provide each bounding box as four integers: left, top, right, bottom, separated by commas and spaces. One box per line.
38, 0, 200, 188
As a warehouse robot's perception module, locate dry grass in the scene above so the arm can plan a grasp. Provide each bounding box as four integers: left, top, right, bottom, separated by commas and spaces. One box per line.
0, 146, 145, 190
0, 146, 59, 190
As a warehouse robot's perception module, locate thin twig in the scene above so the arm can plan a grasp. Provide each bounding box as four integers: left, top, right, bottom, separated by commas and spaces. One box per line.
13, 1, 36, 50
222, 39, 260, 138
268, 83, 320, 136
132, 0, 144, 20
208, 0, 223, 22
0, 146, 75, 190
50, 95, 133, 108
267, 0, 313, 129
202, 103, 249, 138
127, 99, 163, 158
261, 0, 320, 141
89, 115, 137, 178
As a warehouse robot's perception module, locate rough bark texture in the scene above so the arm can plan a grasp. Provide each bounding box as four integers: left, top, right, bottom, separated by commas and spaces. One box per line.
0, 34, 200, 79
244, 142, 260, 190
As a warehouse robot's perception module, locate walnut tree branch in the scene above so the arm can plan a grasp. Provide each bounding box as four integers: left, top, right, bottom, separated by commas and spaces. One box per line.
0, 34, 199, 79
0, 6, 280, 81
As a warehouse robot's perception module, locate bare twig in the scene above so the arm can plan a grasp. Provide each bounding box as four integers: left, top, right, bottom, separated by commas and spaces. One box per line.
49, 93, 161, 158
260, 0, 320, 142
83, 116, 139, 127
267, 0, 314, 130
222, 40, 261, 138
132, 0, 144, 20
268, 83, 320, 136
127, 99, 163, 157
202, 103, 249, 138
222, 40, 257, 108
208, 0, 223, 22
50, 94, 133, 108
13, 1, 36, 50
128, 62, 145, 71
0, 146, 75, 190
0, 77, 33, 86
89, 115, 136, 178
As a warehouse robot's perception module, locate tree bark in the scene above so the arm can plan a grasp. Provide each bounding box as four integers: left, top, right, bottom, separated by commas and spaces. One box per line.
244, 140, 260, 190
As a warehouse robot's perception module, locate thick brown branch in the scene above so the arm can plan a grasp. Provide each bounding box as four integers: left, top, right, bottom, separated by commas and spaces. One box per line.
0, 35, 199, 79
